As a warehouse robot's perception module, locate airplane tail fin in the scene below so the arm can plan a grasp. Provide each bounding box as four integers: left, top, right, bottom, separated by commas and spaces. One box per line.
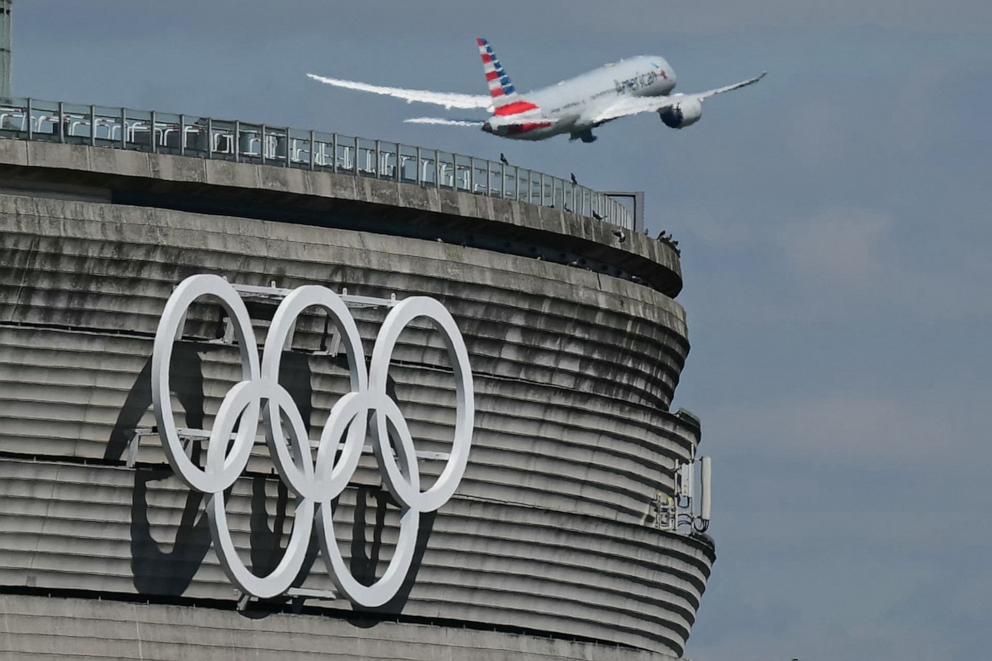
477, 38, 522, 108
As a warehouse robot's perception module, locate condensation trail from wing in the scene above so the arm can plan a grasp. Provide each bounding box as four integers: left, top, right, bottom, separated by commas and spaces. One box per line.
307, 73, 491, 110
403, 117, 485, 127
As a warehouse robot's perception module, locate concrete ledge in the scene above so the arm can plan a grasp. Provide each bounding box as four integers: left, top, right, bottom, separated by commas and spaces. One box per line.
0, 140, 684, 295
0, 594, 683, 660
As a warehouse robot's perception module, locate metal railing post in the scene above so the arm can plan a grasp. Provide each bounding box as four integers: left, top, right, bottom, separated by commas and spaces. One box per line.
434, 149, 440, 187
309, 130, 316, 169
120, 107, 126, 148
89, 105, 96, 146
499, 163, 505, 197
285, 127, 291, 167
353, 137, 359, 175
206, 118, 213, 158
260, 125, 266, 164
57, 102, 65, 143
179, 114, 185, 155
26, 98, 32, 139
469, 157, 475, 193
331, 132, 337, 171
149, 111, 157, 153
373, 139, 380, 177
233, 120, 240, 162
395, 143, 401, 181
416, 147, 422, 185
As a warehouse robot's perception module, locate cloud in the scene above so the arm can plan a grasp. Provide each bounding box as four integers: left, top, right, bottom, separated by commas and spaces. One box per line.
705, 389, 985, 468
779, 207, 892, 289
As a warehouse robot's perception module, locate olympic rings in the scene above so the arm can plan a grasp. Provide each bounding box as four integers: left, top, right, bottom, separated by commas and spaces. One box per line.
151, 275, 474, 605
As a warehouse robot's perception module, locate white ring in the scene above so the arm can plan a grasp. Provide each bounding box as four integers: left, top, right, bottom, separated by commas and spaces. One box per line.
152, 276, 474, 606
152, 274, 260, 495
369, 297, 475, 512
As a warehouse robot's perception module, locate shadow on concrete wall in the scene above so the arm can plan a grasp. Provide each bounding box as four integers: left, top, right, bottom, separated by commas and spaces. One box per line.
346, 486, 437, 621
108, 342, 434, 615
105, 344, 213, 595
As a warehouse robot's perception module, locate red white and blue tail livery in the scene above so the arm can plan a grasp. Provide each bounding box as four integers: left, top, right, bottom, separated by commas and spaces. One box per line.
307, 38, 764, 142
478, 38, 518, 106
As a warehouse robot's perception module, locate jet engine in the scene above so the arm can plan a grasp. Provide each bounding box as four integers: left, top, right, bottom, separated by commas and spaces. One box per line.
659, 97, 702, 129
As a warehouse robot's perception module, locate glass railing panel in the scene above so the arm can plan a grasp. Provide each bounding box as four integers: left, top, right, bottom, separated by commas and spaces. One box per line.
234, 122, 261, 162
472, 159, 490, 195
545, 177, 556, 208
529, 171, 543, 206
398, 144, 419, 183
28, 99, 59, 142
436, 151, 454, 188
179, 115, 209, 156
333, 134, 356, 171
453, 155, 472, 192
517, 169, 530, 202
564, 179, 574, 211
287, 128, 310, 167
153, 112, 182, 153
121, 108, 151, 151
61, 103, 92, 144
376, 141, 397, 179
209, 119, 236, 160
503, 166, 517, 199
355, 138, 375, 176
92, 106, 123, 146
264, 126, 290, 164
0, 97, 29, 135
420, 149, 438, 186
488, 162, 504, 197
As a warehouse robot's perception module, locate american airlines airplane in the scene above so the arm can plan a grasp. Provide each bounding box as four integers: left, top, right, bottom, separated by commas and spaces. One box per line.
307, 38, 764, 143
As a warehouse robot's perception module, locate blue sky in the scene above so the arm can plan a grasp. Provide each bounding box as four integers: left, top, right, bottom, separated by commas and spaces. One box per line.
10, 1, 992, 658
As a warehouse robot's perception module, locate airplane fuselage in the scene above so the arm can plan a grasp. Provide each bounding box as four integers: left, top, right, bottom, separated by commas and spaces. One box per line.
483, 56, 677, 141
308, 39, 764, 143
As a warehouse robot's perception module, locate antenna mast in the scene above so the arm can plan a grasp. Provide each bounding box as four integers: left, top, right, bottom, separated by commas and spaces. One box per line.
0, 0, 12, 98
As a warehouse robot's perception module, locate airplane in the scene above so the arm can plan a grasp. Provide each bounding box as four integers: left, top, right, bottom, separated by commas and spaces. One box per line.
307, 37, 765, 143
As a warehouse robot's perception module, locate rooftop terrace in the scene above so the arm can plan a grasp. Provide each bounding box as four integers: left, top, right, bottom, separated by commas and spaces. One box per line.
0, 97, 637, 230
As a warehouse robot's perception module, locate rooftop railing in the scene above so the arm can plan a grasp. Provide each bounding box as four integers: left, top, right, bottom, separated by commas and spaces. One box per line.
0, 97, 634, 230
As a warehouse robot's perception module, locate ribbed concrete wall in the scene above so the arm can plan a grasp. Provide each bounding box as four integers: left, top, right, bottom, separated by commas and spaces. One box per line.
0, 146, 713, 660
0, 594, 668, 661
0, 458, 711, 656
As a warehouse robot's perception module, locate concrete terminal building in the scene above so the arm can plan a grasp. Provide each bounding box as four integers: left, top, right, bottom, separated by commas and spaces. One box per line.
0, 59, 714, 660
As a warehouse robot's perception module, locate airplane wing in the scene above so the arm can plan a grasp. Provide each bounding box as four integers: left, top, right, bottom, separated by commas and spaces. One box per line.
590, 72, 766, 123
307, 73, 492, 110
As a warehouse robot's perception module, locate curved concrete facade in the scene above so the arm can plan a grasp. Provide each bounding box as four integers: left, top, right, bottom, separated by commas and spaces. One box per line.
0, 142, 713, 659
